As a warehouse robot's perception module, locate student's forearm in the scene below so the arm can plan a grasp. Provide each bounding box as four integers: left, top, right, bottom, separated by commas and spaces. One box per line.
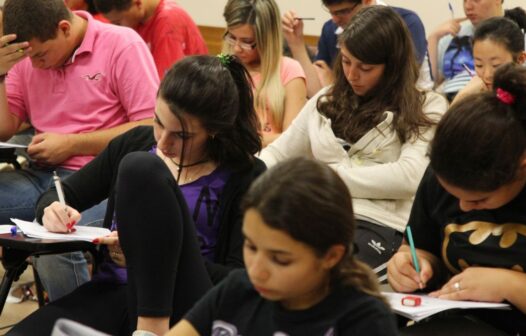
504, 270, 526, 313
288, 44, 322, 98
0, 83, 21, 140
427, 35, 440, 85
69, 118, 153, 156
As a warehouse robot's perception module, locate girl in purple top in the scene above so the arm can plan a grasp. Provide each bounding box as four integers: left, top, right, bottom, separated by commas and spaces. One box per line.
11, 55, 265, 336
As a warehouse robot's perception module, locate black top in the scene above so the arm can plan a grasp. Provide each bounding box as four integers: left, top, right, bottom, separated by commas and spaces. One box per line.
186, 269, 398, 336
407, 167, 526, 333
35, 126, 266, 283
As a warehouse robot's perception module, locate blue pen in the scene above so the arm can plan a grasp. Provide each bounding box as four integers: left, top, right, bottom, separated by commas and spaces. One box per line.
406, 226, 423, 288
10, 225, 17, 236
448, 2, 455, 19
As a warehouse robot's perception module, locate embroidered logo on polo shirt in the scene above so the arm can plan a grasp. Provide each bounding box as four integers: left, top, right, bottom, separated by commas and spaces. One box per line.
82, 72, 104, 81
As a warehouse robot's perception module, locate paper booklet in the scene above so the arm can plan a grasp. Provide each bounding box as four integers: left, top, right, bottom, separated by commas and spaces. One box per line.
383, 292, 511, 322
11, 218, 110, 242
0, 142, 28, 149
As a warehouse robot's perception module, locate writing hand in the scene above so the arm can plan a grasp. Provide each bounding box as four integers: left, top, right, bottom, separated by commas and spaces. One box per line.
42, 201, 81, 233
28, 132, 75, 166
387, 249, 433, 292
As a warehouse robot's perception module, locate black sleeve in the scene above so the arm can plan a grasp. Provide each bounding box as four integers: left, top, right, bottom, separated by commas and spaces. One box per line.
205, 160, 266, 284
35, 126, 156, 224
184, 271, 239, 335
406, 167, 443, 257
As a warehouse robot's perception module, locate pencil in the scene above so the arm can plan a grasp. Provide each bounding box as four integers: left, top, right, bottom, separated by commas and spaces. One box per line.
462, 63, 475, 77
53, 171, 71, 233
295, 17, 315, 21
406, 226, 423, 288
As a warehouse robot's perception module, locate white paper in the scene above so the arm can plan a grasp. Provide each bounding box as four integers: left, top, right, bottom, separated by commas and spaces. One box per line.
0, 142, 28, 149
383, 292, 510, 322
0, 225, 15, 234
11, 218, 110, 242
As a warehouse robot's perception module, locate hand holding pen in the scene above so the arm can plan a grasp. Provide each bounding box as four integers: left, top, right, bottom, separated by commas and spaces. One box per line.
387, 228, 434, 293
41, 172, 81, 233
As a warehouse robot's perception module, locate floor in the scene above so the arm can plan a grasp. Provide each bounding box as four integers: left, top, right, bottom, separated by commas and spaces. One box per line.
0, 264, 39, 335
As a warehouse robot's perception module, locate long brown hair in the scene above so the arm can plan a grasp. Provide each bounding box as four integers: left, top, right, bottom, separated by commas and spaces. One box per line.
317, 6, 433, 143
242, 157, 386, 303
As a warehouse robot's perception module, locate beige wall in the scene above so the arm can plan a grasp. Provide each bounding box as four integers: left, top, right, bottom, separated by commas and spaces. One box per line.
178, 0, 525, 36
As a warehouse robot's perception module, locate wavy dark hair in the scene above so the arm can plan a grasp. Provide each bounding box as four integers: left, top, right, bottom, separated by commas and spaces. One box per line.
158, 55, 261, 173
431, 63, 526, 191
317, 6, 433, 143
242, 157, 386, 304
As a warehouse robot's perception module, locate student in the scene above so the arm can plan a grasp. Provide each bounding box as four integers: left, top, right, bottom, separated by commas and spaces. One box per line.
223, 0, 307, 147
452, 13, 526, 105
65, 0, 109, 22
167, 157, 398, 336
260, 6, 448, 281
9, 55, 264, 336
94, 0, 208, 79
0, 0, 158, 301
427, 0, 524, 101
282, 0, 428, 97
387, 63, 526, 335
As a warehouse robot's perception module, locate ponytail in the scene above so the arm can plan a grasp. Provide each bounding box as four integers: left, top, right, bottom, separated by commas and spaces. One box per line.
337, 254, 387, 305
159, 55, 261, 172
208, 55, 261, 170
504, 7, 526, 32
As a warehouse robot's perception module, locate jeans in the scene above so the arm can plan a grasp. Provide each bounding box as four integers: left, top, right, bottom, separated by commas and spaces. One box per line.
0, 165, 107, 301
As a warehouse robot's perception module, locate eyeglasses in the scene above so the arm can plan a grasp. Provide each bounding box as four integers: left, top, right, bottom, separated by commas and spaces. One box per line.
223, 33, 257, 51
323, 2, 360, 18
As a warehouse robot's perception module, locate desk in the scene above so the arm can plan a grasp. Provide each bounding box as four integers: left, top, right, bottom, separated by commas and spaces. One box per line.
0, 233, 97, 315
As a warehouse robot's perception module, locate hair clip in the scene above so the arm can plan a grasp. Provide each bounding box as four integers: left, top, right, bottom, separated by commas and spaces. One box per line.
217, 53, 233, 67
496, 88, 515, 105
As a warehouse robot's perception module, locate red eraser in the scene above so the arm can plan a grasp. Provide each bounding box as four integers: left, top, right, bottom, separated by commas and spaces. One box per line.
401, 296, 421, 307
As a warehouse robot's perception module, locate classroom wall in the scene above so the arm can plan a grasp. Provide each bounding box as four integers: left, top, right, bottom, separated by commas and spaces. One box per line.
177, 0, 525, 37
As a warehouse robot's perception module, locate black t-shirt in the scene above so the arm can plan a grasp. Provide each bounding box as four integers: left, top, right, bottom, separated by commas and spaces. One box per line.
407, 167, 526, 333
185, 269, 398, 336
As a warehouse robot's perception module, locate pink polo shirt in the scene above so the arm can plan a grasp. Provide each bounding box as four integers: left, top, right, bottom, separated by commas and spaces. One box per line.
136, 0, 208, 79
6, 11, 159, 170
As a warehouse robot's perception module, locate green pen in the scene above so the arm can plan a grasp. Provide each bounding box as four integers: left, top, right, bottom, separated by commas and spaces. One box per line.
406, 226, 423, 288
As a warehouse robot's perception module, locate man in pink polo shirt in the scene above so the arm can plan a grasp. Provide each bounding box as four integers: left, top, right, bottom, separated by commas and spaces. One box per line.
94, 0, 208, 79
0, 0, 158, 301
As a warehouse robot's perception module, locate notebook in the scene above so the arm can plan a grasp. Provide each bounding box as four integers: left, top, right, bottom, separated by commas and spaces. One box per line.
383, 292, 511, 322
11, 218, 110, 242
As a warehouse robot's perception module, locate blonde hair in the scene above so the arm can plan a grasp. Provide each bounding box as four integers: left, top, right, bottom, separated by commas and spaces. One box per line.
223, 0, 286, 130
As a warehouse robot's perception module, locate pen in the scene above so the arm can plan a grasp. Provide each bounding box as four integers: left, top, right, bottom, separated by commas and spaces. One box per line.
53, 171, 71, 232
462, 63, 475, 77
448, 2, 455, 19
406, 225, 423, 289
295, 17, 315, 21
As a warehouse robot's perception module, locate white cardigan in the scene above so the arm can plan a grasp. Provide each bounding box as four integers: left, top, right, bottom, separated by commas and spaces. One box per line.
260, 89, 448, 232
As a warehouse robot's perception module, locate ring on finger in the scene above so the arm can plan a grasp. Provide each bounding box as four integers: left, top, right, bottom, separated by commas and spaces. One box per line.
453, 281, 461, 291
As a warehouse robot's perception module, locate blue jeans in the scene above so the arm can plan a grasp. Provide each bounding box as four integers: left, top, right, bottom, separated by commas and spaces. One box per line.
0, 166, 107, 301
